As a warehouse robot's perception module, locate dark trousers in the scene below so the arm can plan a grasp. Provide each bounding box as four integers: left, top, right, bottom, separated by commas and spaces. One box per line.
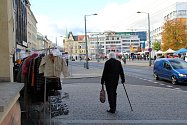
105, 83, 118, 111
66, 59, 68, 66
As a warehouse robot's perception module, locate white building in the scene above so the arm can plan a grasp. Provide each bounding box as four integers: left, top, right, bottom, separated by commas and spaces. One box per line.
89, 31, 146, 59
151, 2, 187, 44
121, 34, 140, 53
89, 34, 105, 59
150, 2, 187, 57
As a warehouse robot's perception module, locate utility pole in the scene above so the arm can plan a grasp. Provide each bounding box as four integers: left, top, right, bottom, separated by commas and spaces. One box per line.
96, 35, 100, 62
84, 13, 98, 69
137, 11, 152, 66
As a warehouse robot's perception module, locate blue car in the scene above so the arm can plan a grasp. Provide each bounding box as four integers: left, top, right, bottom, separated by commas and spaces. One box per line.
153, 58, 187, 85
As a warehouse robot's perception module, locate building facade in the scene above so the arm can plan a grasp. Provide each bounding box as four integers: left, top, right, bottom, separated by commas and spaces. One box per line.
0, 1, 26, 124
89, 34, 105, 59
151, 2, 187, 49
14, 0, 30, 60
26, 1, 37, 51
15, 0, 28, 50
63, 32, 80, 59
0, 0, 16, 82
89, 31, 147, 59
63, 31, 146, 60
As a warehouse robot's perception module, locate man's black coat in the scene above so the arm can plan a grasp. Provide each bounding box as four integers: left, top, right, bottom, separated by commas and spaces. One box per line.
101, 58, 125, 85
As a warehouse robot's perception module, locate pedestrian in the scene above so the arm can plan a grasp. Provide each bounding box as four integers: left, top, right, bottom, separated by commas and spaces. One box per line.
101, 52, 125, 113
154, 55, 156, 60
122, 55, 126, 64
13, 59, 22, 82
64, 53, 69, 66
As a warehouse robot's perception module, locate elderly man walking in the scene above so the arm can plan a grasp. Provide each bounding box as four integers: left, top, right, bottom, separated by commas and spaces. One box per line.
101, 52, 125, 113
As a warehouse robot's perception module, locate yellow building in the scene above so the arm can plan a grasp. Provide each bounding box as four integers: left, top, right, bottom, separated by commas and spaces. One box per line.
0, 0, 15, 82
63, 32, 78, 59
0, 0, 24, 124
77, 35, 86, 59
63, 32, 92, 60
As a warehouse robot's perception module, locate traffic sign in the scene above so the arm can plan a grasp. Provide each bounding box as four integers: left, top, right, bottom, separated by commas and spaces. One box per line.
148, 48, 152, 52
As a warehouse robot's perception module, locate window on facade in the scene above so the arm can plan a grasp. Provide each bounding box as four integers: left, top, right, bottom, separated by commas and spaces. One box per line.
132, 43, 139, 46
169, 12, 172, 18
122, 40, 130, 42
178, 10, 186, 16
173, 11, 176, 16
123, 47, 129, 49
122, 43, 130, 46
131, 40, 139, 42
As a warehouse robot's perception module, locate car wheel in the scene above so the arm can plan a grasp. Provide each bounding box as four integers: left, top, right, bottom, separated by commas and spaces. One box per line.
171, 76, 178, 85
153, 72, 159, 80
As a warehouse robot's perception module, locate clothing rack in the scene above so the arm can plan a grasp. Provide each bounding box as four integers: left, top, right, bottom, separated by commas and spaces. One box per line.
25, 47, 56, 124
20, 46, 68, 124
35, 47, 55, 124
33, 47, 55, 102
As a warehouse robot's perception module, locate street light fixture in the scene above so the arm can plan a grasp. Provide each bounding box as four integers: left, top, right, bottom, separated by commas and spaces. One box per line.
84, 13, 98, 69
137, 11, 151, 66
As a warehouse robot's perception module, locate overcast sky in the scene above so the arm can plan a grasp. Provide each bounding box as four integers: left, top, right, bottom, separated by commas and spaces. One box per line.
29, 0, 185, 46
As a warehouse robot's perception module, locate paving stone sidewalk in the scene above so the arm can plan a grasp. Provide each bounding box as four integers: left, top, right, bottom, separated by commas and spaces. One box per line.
67, 60, 152, 79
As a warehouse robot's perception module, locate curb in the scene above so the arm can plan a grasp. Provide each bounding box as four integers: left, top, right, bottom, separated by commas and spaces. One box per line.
123, 64, 153, 67
66, 76, 101, 79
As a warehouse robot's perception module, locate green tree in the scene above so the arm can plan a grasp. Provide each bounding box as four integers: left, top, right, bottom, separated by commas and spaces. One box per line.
161, 19, 187, 51
152, 41, 161, 51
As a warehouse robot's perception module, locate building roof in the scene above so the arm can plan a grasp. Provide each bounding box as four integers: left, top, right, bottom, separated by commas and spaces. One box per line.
68, 32, 73, 39
78, 35, 85, 41
73, 36, 78, 41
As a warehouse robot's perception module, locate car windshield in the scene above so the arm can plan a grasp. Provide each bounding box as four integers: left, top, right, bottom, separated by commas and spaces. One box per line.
169, 59, 187, 69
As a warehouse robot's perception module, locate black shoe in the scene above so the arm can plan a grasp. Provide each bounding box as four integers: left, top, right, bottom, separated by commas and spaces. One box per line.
107, 109, 115, 113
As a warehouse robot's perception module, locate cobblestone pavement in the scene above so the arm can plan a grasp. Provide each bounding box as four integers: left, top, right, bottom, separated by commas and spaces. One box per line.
49, 82, 187, 125
23, 60, 187, 125
47, 61, 187, 125
67, 60, 153, 79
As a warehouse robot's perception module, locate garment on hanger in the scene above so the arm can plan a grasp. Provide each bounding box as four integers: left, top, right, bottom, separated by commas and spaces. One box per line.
16, 48, 70, 103
34, 54, 45, 91
39, 54, 70, 78
22, 53, 38, 76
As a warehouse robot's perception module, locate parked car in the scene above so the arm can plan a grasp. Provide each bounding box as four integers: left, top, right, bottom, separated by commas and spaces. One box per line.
153, 58, 187, 85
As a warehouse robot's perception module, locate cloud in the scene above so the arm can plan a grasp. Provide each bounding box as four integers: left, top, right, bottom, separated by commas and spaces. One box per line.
91, 0, 183, 32
35, 0, 186, 44
36, 15, 57, 36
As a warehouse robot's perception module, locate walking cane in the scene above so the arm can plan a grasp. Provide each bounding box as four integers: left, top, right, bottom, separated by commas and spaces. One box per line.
122, 83, 133, 111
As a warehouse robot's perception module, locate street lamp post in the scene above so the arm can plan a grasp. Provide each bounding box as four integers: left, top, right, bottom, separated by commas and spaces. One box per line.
96, 35, 100, 63
137, 11, 151, 66
84, 13, 97, 69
